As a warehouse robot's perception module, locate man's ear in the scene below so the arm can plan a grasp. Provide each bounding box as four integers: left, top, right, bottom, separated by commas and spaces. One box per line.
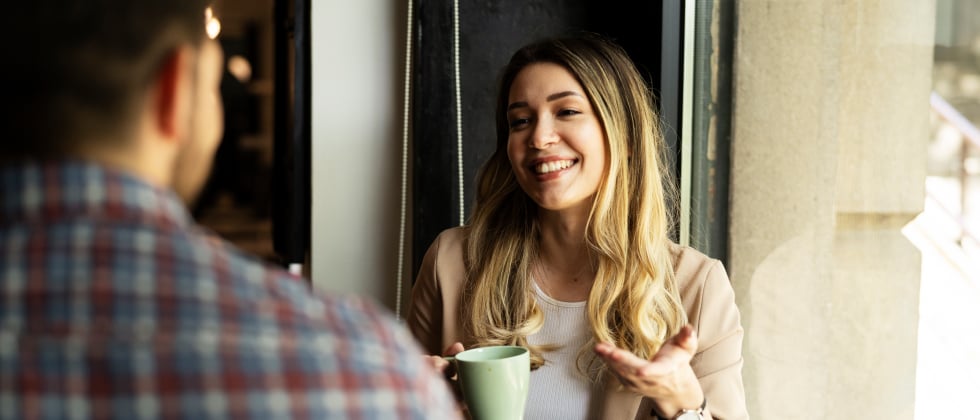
151, 48, 191, 141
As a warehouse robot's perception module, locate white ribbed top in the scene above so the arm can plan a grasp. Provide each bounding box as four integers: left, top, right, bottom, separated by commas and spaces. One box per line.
524, 281, 598, 420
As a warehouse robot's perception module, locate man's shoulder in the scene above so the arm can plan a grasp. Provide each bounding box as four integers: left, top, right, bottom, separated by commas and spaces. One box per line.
196, 235, 406, 342
157, 232, 428, 381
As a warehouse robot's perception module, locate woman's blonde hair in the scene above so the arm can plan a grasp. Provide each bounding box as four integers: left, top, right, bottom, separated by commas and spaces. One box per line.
462, 35, 687, 378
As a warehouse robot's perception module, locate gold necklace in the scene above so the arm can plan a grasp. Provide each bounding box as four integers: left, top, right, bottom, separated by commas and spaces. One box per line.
533, 258, 595, 286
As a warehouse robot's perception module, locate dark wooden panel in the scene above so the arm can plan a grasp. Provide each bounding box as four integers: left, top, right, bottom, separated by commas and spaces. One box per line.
272, 0, 311, 268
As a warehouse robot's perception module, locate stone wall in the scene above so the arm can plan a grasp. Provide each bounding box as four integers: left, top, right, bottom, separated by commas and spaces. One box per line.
729, 1, 935, 418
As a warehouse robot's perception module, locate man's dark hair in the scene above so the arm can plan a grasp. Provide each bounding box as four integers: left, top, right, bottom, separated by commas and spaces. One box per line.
3, 0, 210, 160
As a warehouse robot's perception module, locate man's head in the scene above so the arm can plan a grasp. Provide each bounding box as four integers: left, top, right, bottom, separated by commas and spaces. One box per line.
5, 0, 224, 203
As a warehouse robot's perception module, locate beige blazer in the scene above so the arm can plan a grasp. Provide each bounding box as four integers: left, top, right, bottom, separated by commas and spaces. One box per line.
407, 227, 748, 420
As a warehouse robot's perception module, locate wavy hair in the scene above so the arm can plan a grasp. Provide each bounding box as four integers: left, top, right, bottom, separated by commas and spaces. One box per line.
462, 35, 687, 378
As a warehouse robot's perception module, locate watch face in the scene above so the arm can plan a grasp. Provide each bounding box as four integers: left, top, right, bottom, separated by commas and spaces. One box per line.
675, 411, 703, 420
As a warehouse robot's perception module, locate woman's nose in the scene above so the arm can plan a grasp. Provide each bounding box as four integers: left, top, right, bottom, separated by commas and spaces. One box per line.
530, 118, 558, 149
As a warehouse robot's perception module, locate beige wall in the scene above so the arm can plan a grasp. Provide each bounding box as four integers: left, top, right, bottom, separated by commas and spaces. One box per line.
310, 0, 409, 311
729, 1, 935, 418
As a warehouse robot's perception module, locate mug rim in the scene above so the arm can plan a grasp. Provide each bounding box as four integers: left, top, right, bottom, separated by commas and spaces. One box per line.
454, 345, 529, 363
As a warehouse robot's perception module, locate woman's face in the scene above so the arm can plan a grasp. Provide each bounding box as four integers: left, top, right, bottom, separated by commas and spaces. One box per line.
506, 62, 607, 213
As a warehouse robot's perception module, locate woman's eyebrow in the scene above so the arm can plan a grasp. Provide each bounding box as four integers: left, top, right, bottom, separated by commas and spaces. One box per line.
545, 91, 582, 102
507, 91, 584, 111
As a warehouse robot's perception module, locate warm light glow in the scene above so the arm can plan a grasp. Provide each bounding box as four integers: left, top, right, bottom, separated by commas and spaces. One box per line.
205, 7, 221, 39
227, 55, 253, 83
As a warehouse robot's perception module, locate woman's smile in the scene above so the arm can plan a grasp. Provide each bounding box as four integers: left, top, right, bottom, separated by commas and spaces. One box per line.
533, 158, 578, 175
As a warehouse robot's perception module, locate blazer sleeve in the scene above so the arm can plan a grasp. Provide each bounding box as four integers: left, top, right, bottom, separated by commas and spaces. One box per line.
406, 233, 445, 355
691, 260, 748, 420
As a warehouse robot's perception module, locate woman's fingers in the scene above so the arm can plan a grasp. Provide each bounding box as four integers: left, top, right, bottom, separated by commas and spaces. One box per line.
424, 354, 451, 373
595, 327, 705, 414
671, 325, 699, 353
423, 342, 465, 375
594, 325, 699, 380
638, 329, 698, 378
594, 342, 651, 373
443, 342, 465, 357
438, 342, 465, 379
637, 349, 690, 378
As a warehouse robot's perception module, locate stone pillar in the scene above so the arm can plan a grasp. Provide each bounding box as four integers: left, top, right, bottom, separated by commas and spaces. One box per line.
728, 1, 935, 418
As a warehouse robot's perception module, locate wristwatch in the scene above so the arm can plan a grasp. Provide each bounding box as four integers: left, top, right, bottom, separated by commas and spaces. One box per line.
670, 397, 707, 420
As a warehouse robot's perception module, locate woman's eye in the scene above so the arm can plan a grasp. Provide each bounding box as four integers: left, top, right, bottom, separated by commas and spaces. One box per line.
509, 118, 530, 128
557, 109, 581, 117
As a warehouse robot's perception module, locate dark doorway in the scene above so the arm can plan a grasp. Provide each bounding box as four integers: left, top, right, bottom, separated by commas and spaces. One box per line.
195, 0, 278, 263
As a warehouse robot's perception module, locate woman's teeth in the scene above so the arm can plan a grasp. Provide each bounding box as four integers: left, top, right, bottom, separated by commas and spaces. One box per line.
535, 160, 575, 174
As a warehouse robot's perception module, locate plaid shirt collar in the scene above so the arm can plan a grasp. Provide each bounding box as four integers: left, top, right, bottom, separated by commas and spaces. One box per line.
0, 159, 191, 229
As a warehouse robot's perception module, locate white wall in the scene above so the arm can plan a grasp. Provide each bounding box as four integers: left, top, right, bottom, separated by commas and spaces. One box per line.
310, 1, 409, 311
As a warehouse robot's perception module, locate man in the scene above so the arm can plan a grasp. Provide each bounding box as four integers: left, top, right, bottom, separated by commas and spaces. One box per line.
0, 2, 459, 418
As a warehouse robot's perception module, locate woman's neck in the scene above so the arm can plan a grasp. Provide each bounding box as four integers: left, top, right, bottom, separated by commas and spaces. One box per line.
534, 207, 596, 301
537, 207, 590, 266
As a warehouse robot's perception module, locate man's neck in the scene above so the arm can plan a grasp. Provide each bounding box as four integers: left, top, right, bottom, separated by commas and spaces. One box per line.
75, 136, 174, 191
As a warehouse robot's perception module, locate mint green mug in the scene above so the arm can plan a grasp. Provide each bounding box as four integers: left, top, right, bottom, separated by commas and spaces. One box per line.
446, 346, 531, 420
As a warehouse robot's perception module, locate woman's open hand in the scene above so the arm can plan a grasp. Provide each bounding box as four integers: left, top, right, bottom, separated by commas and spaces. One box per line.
594, 325, 706, 418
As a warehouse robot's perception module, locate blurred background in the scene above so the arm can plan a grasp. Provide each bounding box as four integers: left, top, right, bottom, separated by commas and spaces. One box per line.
194, 0, 276, 262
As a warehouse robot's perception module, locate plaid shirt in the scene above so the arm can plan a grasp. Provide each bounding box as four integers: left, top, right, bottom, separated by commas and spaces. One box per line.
0, 161, 460, 419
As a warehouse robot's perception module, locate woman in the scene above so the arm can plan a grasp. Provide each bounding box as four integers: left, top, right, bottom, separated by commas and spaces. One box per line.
407, 35, 747, 420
